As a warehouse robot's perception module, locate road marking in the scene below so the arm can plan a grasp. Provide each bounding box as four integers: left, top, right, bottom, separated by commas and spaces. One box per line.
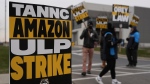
72, 64, 150, 81
72, 52, 82, 56
72, 50, 82, 52
72, 64, 150, 68
72, 49, 82, 56
136, 65, 150, 68
72, 68, 133, 74
72, 68, 101, 71
72, 72, 97, 76
72, 71, 150, 81
116, 67, 150, 72
72, 49, 150, 61
72, 63, 102, 68
133, 65, 150, 69
118, 56, 150, 61
91, 69, 133, 74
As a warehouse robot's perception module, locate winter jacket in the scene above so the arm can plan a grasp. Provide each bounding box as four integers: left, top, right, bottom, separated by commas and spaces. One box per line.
103, 31, 122, 60
126, 29, 140, 50
80, 28, 99, 48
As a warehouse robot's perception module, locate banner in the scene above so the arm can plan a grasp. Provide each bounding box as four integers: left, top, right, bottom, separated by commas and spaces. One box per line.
96, 16, 108, 29
9, 1, 72, 84
130, 14, 140, 27
112, 4, 129, 28
71, 2, 90, 24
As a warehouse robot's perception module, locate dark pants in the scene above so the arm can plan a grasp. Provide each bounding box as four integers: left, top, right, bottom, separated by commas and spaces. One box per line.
99, 58, 116, 79
126, 48, 138, 66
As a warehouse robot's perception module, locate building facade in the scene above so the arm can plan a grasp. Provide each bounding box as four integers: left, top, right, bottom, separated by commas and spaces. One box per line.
68, 2, 150, 47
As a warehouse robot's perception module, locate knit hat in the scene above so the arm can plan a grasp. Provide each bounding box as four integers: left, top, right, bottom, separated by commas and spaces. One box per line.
130, 26, 137, 29
88, 20, 93, 25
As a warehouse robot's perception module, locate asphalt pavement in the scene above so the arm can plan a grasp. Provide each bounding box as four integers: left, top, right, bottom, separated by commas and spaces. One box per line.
72, 46, 150, 84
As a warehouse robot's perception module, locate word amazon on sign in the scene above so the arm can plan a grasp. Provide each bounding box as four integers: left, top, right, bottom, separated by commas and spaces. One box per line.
9, 1, 72, 84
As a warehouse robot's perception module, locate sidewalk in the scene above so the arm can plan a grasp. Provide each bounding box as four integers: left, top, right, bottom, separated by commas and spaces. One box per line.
0, 74, 9, 84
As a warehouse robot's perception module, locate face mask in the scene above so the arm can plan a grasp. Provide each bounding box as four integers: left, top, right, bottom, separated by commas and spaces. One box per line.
89, 25, 92, 29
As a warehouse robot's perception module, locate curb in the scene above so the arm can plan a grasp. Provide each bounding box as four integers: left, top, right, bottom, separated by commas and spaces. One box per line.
0, 74, 9, 84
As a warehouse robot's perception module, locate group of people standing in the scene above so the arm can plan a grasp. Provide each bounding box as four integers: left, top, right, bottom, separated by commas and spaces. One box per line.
80, 20, 140, 84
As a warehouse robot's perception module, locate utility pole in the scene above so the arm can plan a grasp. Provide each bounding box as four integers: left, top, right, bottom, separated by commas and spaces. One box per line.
5, 0, 7, 43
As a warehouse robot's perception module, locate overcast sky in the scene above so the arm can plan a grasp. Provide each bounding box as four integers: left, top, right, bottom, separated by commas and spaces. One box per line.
0, 0, 150, 42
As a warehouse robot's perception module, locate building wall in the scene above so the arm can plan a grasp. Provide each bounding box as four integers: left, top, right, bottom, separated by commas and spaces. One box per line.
134, 7, 150, 43
83, 2, 112, 12
72, 21, 87, 45
71, 2, 150, 47
122, 6, 135, 43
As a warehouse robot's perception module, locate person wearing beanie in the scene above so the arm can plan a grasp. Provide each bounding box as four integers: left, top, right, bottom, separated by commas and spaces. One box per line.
126, 26, 140, 67
95, 22, 122, 84
80, 20, 99, 76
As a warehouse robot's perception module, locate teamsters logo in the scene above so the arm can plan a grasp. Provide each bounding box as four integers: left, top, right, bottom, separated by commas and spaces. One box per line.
40, 78, 49, 84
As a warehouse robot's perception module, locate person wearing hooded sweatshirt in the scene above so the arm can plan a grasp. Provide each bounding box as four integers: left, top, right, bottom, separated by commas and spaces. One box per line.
95, 23, 122, 84
126, 26, 140, 67
80, 20, 99, 76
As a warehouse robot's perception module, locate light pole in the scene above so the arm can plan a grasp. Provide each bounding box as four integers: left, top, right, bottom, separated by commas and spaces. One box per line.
5, 0, 7, 43
119, 24, 123, 52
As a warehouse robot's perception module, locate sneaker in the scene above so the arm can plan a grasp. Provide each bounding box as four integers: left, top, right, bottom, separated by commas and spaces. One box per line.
81, 72, 86, 76
112, 79, 121, 84
95, 76, 104, 84
100, 65, 105, 68
133, 64, 136, 67
126, 64, 132, 67
87, 70, 91, 74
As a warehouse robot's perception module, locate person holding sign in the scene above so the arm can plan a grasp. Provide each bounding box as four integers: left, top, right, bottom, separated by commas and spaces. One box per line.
80, 20, 99, 76
95, 23, 122, 84
126, 26, 140, 67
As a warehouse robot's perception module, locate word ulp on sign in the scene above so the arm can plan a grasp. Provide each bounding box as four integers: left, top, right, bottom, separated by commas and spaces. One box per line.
9, 1, 72, 84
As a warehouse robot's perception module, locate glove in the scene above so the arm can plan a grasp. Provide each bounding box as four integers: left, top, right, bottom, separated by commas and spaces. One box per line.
117, 39, 122, 43
126, 38, 129, 41
129, 47, 134, 50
